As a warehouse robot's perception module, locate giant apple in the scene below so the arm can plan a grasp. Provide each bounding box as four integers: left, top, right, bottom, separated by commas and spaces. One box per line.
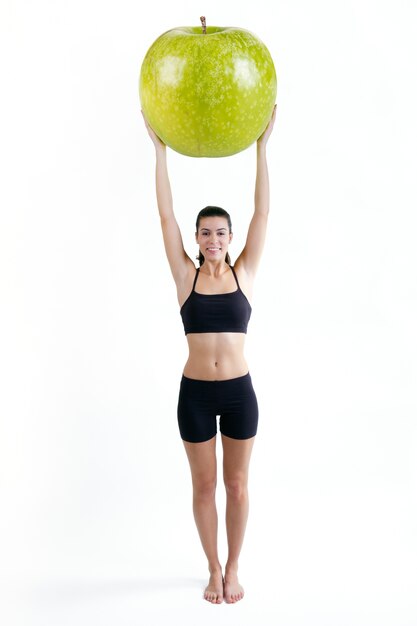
139, 17, 277, 157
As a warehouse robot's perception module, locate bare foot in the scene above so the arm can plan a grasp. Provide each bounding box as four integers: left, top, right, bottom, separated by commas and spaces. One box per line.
224, 570, 244, 604
204, 570, 224, 604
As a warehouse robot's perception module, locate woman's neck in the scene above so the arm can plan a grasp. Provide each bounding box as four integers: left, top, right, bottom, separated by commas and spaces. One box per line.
200, 260, 230, 277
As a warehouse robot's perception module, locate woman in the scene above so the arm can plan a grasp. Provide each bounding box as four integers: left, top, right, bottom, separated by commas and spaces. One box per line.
143, 105, 276, 604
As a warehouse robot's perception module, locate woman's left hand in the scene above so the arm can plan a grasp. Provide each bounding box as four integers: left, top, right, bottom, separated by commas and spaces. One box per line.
257, 104, 277, 147
142, 110, 166, 151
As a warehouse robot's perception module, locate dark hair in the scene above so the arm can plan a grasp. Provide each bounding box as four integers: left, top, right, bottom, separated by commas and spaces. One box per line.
195, 206, 233, 266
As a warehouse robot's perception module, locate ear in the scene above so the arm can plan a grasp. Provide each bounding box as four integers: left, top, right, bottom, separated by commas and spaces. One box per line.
195, 231, 199, 243
229, 232, 233, 243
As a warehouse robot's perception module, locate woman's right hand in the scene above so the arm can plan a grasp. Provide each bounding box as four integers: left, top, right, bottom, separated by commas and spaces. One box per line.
141, 111, 166, 150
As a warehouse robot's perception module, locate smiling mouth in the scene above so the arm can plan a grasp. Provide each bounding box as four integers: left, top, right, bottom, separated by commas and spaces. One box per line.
207, 247, 221, 251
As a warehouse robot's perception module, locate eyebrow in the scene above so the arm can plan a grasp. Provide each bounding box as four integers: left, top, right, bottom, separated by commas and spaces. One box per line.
200, 228, 227, 232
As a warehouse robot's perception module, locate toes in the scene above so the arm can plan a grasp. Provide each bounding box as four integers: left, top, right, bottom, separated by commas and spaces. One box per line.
204, 591, 223, 604
225, 588, 244, 603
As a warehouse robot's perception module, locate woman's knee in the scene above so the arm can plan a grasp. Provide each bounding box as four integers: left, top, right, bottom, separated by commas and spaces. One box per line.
223, 473, 248, 501
193, 475, 217, 501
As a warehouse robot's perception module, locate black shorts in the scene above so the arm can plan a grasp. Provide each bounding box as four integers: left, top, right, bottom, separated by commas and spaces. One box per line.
177, 373, 259, 443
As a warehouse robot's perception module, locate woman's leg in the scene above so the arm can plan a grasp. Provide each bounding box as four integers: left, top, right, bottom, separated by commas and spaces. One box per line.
221, 434, 255, 603
183, 435, 223, 603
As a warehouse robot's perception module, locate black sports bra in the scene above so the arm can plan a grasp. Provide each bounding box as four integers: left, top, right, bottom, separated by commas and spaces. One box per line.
180, 266, 252, 335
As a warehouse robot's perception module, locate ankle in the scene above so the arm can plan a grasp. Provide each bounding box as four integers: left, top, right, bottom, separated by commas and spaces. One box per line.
208, 562, 222, 575
225, 561, 239, 575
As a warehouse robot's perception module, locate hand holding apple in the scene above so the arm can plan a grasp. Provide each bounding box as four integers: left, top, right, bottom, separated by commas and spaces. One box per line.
139, 18, 277, 158
257, 104, 277, 148
141, 110, 166, 151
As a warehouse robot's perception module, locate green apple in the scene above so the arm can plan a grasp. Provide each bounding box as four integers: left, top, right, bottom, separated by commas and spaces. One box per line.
139, 18, 277, 157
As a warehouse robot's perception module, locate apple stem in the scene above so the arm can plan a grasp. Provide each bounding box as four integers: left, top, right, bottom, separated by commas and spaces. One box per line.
200, 16, 207, 35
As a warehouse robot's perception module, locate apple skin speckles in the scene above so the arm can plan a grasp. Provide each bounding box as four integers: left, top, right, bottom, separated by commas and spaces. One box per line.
139, 25, 277, 158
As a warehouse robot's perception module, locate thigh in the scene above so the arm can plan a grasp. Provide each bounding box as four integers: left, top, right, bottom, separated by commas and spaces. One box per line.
221, 434, 255, 484
177, 376, 218, 443
219, 374, 259, 440
183, 436, 218, 487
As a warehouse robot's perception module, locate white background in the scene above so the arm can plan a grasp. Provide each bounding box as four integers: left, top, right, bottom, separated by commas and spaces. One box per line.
1, 0, 417, 624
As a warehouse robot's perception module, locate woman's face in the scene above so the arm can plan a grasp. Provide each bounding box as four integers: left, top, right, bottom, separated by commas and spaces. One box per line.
196, 216, 232, 262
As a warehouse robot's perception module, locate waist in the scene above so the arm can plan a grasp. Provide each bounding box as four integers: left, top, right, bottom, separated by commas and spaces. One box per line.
183, 333, 248, 381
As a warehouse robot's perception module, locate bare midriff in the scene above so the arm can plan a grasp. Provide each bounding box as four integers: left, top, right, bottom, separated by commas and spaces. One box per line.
183, 333, 249, 381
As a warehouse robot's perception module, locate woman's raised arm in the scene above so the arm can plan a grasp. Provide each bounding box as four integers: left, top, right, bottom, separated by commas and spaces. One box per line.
235, 105, 277, 276
142, 113, 194, 283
